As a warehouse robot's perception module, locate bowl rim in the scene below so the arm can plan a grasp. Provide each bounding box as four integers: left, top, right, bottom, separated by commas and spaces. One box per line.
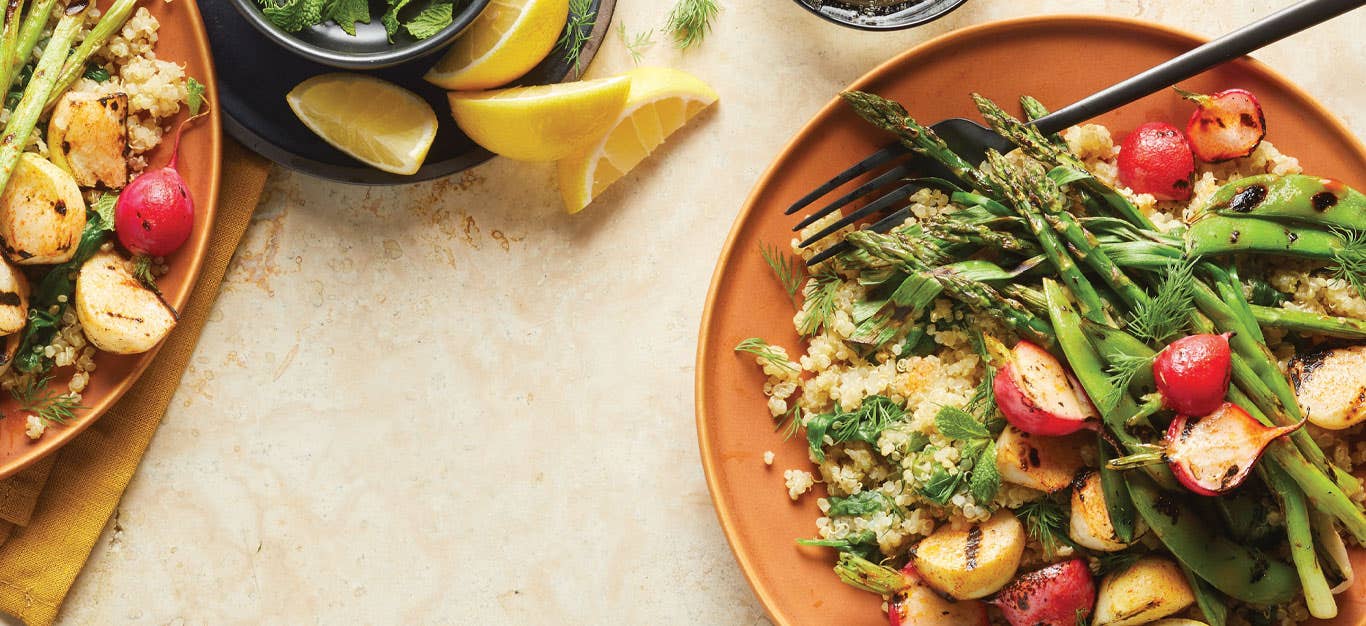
694, 13, 1366, 626
226, 0, 491, 70
789, 0, 968, 32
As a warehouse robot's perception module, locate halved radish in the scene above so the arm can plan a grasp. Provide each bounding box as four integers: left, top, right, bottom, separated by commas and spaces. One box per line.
1153, 333, 1233, 417
1110, 402, 1303, 496
994, 340, 1100, 436
988, 559, 1096, 626
1179, 87, 1265, 162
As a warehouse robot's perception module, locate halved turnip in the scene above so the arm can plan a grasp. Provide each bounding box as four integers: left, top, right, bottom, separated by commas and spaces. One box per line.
988, 558, 1096, 626
912, 509, 1025, 600
889, 564, 989, 626
1179, 87, 1265, 162
1153, 333, 1232, 417
74, 250, 177, 354
1070, 471, 1146, 552
1289, 345, 1366, 430
0, 257, 29, 335
1093, 556, 1195, 626
995, 425, 1089, 493
994, 340, 1099, 436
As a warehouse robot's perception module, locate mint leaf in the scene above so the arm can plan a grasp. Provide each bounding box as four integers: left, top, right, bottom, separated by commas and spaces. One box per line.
404, 0, 453, 40
935, 405, 989, 441
827, 492, 895, 517
186, 77, 206, 117
91, 193, 117, 232
323, 0, 371, 36
259, 0, 325, 32
969, 440, 1001, 503
920, 468, 963, 505
381, 0, 413, 42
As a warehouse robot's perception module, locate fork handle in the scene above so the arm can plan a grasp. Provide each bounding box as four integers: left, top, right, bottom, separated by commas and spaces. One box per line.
1032, 0, 1365, 135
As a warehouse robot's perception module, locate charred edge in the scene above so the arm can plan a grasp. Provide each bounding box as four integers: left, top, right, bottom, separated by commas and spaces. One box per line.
102, 311, 144, 323
1288, 350, 1330, 390
1027, 447, 1041, 468
1071, 468, 1094, 494
964, 525, 982, 570
1285, 231, 1299, 246
1240, 113, 1259, 128
1229, 230, 1241, 244
1312, 191, 1339, 212
1250, 552, 1270, 583
1220, 464, 1242, 490
1153, 492, 1181, 525
53, 200, 65, 216
1228, 184, 1268, 213
0, 291, 20, 306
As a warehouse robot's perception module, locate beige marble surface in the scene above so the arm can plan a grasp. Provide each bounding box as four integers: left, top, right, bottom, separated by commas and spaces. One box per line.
41, 0, 1366, 623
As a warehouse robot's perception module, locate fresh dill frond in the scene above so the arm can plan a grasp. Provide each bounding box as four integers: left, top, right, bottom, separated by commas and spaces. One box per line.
615, 22, 655, 65
1330, 226, 1366, 300
831, 395, 905, 444
1099, 353, 1152, 413
11, 376, 84, 424
664, 0, 719, 49
1015, 498, 1071, 560
734, 337, 797, 373
1129, 258, 1196, 344
776, 402, 802, 440
760, 242, 804, 305
558, 0, 597, 71
1093, 550, 1143, 577
799, 267, 841, 336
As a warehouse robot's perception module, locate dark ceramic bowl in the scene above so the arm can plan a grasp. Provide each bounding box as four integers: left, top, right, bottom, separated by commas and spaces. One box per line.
228, 0, 491, 69
792, 0, 967, 31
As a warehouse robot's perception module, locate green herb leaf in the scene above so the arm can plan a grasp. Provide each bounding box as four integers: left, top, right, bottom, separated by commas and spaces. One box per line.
1129, 258, 1196, 344
799, 266, 841, 336
828, 491, 897, 517
1093, 550, 1143, 577
902, 431, 930, 454
92, 193, 117, 232
920, 468, 963, 505
380, 0, 413, 41
186, 77, 206, 117
83, 65, 110, 83
760, 242, 804, 305
935, 405, 989, 441
322, 0, 371, 35
1099, 353, 1152, 414
132, 255, 161, 295
799, 531, 880, 562
615, 22, 655, 65
969, 440, 1000, 503
1330, 226, 1366, 300
11, 376, 84, 424
557, 0, 596, 71
404, 0, 453, 39
1015, 498, 1074, 560
733, 337, 796, 373
806, 410, 837, 462
258, 0, 325, 32
664, 0, 718, 49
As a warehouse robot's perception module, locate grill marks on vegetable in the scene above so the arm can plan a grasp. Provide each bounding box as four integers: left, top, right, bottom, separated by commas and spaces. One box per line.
964, 525, 982, 570
1312, 191, 1339, 211
1228, 184, 1268, 212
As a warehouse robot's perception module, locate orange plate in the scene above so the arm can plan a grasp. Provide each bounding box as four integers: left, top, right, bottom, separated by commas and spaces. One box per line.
0, 0, 221, 478
696, 15, 1366, 626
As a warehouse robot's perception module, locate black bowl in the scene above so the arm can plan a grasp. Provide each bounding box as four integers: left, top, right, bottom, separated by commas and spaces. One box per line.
228, 0, 491, 69
791, 0, 967, 31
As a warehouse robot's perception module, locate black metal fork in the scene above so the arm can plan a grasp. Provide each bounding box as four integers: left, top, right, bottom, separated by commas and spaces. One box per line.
790, 0, 1365, 266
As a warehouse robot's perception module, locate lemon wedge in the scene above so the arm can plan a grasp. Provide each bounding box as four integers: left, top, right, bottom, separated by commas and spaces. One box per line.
287, 74, 437, 176
424, 0, 570, 90
557, 67, 717, 213
448, 76, 631, 162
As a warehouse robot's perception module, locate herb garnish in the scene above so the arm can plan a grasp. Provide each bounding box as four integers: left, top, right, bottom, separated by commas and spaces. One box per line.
615, 23, 655, 65
664, 0, 718, 49
805, 396, 906, 462
1015, 497, 1079, 560
760, 242, 804, 305
799, 530, 880, 563
255, 0, 455, 42
931, 406, 1001, 504
12, 376, 84, 425
733, 337, 796, 373
1100, 352, 1152, 413
1129, 258, 1196, 344
558, 0, 597, 71
1330, 226, 1366, 299
799, 266, 841, 336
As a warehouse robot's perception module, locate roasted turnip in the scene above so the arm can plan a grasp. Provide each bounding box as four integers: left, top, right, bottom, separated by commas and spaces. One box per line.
889, 564, 989, 626
0, 257, 29, 335
912, 509, 1025, 600
1070, 471, 1146, 552
1289, 345, 1366, 430
1093, 557, 1194, 626
994, 340, 1099, 436
0, 153, 87, 265
995, 426, 1089, 493
988, 559, 1096, 626
1117, 121, 1195, 201
1153, 333, 1233, 417
74, 250, 177, 354
1179, 88, 1265, 162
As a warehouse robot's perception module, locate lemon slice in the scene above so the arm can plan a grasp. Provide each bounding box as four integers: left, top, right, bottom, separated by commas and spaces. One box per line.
557, 67, 717, 213
287, 74, 437, 176
448, 76, 631, 162
424, 0, 570, 90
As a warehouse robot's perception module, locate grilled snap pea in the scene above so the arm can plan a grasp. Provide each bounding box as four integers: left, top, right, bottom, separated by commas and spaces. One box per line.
1187, 215, 1344, 260
1127, 472, 1298, 606
1208, 174, 1366, 230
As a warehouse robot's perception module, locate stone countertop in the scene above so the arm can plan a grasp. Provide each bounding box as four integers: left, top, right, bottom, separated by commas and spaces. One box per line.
51, 0, 1366, 623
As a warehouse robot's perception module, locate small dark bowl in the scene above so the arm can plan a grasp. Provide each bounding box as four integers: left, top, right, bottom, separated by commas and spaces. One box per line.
792, 0, 967, 31
228, 0, 491, 69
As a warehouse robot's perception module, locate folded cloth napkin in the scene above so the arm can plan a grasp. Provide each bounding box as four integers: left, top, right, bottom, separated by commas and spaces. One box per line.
0, 140, 270, 625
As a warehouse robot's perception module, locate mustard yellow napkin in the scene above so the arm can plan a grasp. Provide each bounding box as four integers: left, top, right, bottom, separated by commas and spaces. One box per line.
0, 141, 270, 625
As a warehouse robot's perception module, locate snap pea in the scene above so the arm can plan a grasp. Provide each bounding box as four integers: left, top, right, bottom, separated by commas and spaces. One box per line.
1262, 461, 1337, 619
1208, 174, 1366, 231
1179, 561, 1230, 626
1096, 434, 1136, 544
1079, 319, 1157, 396
1127, 472, 1298, 605
1250, 305, 1366, 339
1187, 215, 1344, 260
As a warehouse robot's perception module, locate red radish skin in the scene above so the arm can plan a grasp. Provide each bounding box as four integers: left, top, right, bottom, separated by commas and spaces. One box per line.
1117, 121, 1196, 201
989, 559, 1096, 626
994, 341, 1100, 436
1181, 88, 1266, 162
1165, 402, 1304, 496
1154, 333, 1233, 417
114, 116, 197, 257
889, 564, 989, 626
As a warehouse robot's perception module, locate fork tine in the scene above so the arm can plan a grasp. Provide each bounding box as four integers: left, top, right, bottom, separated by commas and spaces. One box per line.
783, 142, 909, 216
805, 207, 912, 267
798, 182, 924, 248
792, 161, 915, 232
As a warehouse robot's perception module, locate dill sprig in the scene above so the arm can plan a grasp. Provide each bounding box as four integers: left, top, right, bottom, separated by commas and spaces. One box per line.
558, 0, 597, 71
665, 0, 718, 50
799, 267, 841, 336
734, 337, 797, 373
1129, 258, 1196, 344
1330, 226, 1366, 300
776, 402, 802, 440
1099, 353, 1153, 413
760, 242, 804, 305
11, 376, 83, 424
615, 22, 655, 65
1015, 498, 1074, 560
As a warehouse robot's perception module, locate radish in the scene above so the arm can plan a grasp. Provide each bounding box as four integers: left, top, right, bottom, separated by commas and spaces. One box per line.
988, 559, 1096, 626
994, 340, 1100, 436
114, 105, 204, 257
1153, 333, 1233, 417
1110, 402, 1304, 496
1117, 121, 1195, 201
1179, 87, 1265, 162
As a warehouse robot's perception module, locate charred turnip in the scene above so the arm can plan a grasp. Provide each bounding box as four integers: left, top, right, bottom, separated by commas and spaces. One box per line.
1179, 87, 1265, 162
994, 340, 1099, 436
1153, 333, 1233, 417
1092, 557, 1194, 626
1289, 345, 1366, 430
995, 426, 1089, 493
1070, 471, 1146, 552
988, 558, 1096, 626
888, 564, 989, 626
912, 509, 1025, 600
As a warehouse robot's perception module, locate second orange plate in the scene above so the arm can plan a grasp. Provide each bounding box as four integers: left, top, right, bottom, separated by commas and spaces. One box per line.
697, 15, 1366, 626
